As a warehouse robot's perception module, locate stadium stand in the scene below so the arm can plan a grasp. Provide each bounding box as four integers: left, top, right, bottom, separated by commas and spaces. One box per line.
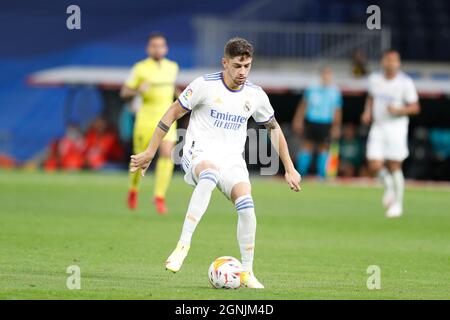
1, 0, 449, 171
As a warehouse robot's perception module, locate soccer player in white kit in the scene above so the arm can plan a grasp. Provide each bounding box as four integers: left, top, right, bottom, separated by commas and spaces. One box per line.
130, 38, 301, 288
361, 50, 420, 218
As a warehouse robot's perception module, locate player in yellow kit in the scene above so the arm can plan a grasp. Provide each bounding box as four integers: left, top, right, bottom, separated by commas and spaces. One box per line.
120, 33, 179, 214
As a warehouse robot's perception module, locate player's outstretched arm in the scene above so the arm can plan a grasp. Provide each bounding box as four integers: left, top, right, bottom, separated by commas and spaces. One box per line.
130, 100, 188, 176
387, 102, 420, 116
120, 82, 152, 100
361, 96, 373, 125
291, 98, 306, 135
264, 117, 301, 192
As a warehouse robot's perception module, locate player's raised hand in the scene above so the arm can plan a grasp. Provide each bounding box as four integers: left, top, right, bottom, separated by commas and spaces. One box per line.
130, 150, 153, 177
387, 105, 403, 116
361, 110, 371, 125
291, 121, 304, 135
138, 81, 152, 94
285, 169, 302, 192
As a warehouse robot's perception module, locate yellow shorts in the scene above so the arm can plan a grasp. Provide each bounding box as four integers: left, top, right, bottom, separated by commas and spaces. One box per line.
133, 119, 177, 154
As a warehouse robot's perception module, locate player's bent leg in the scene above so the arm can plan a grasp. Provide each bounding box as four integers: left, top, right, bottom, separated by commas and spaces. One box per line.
380, 170, 396, 208
386, 160, 404, 218
153, 140, 175, 215
369, 159, 396, 209
377, 165, 396, 209
368, 159, 384, 176
231, 183, 264, 289
165, 161, 220, 273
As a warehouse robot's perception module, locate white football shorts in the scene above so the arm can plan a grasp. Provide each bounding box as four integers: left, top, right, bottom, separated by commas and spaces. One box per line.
181, 148, 250, 200
366, 122, 409, 162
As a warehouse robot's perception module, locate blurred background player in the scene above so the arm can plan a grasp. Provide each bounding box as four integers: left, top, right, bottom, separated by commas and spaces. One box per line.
291, 67, 343, 179
120, 33, 179, 214
361, 50, 420, 218
351, 49, 369, 78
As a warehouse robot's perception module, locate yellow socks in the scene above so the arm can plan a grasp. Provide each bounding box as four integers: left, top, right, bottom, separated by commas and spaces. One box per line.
129, 166, 142, 191
154, 157, 174, 198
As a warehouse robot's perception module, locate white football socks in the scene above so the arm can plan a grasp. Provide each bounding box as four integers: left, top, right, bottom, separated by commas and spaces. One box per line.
378, 167, 394, 194
235, 195, 257, 273
392, 169, 405, 207
179, 169, 220, 246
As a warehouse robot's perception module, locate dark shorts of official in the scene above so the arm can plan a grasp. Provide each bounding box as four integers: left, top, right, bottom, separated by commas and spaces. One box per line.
304, 120, 332, 144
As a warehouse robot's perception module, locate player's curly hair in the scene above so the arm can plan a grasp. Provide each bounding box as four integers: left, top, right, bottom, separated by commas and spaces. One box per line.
224, 37, 254, 59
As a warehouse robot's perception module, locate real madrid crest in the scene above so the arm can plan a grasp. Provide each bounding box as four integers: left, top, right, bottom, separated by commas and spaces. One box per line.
243, 101, 251, 112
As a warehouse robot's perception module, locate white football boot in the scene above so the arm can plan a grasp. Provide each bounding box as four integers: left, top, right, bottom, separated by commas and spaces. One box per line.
386, 202, 403, 218
382, 189, 396, 208
165, 242, 190, 273
240, 271, 264, 289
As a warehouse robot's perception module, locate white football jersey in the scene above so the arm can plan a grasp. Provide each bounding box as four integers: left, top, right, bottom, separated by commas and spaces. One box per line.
368, 71, 419, 127
178, 72, 274, 157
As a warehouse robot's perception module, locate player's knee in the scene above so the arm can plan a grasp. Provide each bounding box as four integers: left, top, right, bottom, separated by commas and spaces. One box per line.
195, 161, 218, 175
231, 182, 252, 202
386, 161, 402, 172
368, 160, 383, 174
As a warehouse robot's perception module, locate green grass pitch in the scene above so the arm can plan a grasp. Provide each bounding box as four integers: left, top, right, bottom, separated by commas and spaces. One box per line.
0, 170, 449, 299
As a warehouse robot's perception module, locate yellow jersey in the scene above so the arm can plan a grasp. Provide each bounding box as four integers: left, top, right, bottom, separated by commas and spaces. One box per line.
125, 57, 179, 126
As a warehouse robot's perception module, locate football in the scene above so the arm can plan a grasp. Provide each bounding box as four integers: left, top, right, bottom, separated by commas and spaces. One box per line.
208, 256, 243, 289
